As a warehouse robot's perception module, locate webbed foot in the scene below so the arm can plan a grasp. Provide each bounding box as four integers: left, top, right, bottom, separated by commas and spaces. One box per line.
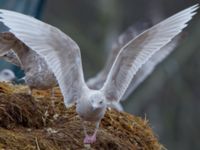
83, 134, 96, 144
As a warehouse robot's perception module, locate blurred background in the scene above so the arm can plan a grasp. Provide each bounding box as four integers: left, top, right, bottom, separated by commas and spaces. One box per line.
0, 0, 200, 149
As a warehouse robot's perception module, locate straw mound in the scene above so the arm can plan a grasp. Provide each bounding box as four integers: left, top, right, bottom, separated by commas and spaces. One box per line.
0, 82, 163, 150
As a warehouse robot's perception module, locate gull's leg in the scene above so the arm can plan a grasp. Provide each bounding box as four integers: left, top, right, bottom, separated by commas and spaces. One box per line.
84, 121, 100, 144
90, 121, 100, 143
81, 119, 90, 144
50, 88, 55, 109
51, 88, 55, 98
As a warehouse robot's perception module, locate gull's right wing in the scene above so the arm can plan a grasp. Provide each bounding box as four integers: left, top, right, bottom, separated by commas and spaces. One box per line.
0, 9, 88, 106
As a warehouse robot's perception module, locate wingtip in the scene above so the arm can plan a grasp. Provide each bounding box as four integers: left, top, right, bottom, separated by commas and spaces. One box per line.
191, 3, 199, 11
186, 4, 199, 19
194, 3, 199, 8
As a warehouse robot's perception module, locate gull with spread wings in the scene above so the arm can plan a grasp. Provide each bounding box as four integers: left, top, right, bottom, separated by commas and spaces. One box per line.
0, 4, 198, 144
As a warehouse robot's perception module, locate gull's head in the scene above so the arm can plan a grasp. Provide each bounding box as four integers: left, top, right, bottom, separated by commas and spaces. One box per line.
89, 92, 106, 111
0, 69, 16, 82
76, 90, 107, 122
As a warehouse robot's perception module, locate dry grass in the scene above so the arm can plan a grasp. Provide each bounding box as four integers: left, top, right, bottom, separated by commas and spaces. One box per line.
0, 82, 164, 150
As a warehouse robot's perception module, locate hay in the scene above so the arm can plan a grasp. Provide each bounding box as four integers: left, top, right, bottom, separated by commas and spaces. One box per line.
0, 82, 164, 150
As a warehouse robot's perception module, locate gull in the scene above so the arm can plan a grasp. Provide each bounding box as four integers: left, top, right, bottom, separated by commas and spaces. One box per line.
0, 4, 198, 144
0, 33, 57, 94
0, 68, 15, 82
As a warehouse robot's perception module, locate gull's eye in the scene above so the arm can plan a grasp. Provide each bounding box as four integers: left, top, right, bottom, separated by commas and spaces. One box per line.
99, 100, 103, 104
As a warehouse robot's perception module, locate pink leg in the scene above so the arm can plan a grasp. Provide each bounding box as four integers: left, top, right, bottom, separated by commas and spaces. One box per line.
83, 121, 100, 144
51, 88, 55, 109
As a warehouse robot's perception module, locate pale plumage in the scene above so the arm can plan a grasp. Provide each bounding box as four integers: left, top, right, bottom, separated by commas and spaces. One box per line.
0, 4, 198, 144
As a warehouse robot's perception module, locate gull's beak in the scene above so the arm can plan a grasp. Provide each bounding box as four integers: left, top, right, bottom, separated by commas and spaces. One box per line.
92, 104, 99, 111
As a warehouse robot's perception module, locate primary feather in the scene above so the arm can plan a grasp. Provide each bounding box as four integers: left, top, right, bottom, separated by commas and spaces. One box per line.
122, 34, 182, 100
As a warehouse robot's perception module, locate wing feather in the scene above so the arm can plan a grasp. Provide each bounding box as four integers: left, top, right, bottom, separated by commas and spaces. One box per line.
121, 34, 182, 100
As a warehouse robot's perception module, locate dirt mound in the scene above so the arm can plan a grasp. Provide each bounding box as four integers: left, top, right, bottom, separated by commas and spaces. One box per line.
0, 82, 164, 150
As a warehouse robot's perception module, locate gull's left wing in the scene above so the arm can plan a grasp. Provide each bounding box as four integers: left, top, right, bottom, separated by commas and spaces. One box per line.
121, 34, 182, 100
101, 4, 199, 102
87, 20, 181, 101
